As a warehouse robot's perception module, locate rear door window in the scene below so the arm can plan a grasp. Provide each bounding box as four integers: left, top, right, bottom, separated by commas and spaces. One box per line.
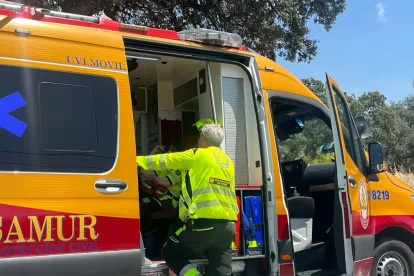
0, 65, 118, 173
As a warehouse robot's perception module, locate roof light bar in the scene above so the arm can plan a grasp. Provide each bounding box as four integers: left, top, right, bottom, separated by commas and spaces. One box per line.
0, 1, 22, 12
178, 28, 243, 49
35, 8, 99, 24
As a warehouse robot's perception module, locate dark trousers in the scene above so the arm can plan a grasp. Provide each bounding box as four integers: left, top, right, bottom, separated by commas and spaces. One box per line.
140, 196, 175, 217
161, 219, 235, 276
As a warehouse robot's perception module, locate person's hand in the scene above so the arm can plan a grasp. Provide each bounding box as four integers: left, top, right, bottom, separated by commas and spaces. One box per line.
154, 176, 172, 187
150, 145, 166, 155
141, 170, 156, 178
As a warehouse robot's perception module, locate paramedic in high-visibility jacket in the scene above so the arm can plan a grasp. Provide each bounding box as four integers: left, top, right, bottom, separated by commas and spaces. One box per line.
136, 120, 238, 276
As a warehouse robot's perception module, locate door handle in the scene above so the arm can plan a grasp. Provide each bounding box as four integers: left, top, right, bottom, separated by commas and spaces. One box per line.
348, 176, 357, 188
94, 179, 128, 194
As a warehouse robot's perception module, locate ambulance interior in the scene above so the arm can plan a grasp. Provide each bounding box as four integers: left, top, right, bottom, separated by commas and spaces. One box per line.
126, 52, 266, 271
271, 98, 345, 275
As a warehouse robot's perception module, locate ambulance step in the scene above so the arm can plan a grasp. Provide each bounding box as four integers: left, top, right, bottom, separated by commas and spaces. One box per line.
142, 261, 169, 276
233, 255, 266, 260
142, 260, 209, 276
297, 269, 345, 276
141, 257, 264, 275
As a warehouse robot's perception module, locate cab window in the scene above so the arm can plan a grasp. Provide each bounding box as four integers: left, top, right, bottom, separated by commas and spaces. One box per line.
332, 87, 366, 173
0, 65, 118, 173
272, 102, 334, 164
270, 97, 337, 199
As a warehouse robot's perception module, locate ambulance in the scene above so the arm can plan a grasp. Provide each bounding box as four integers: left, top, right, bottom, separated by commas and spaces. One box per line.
0, 1, 413, 276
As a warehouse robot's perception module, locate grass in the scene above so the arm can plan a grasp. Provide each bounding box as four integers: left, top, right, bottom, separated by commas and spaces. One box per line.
394, 172, 414, 189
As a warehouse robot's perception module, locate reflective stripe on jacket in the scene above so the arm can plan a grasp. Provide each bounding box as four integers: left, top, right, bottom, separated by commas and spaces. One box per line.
155, 169, 182, 198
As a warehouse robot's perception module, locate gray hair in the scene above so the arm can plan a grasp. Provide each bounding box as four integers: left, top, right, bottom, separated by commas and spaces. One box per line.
201, 124, 224, 147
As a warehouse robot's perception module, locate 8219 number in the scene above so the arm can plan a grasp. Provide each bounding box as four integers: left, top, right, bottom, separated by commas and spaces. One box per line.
371, 190, 390, 200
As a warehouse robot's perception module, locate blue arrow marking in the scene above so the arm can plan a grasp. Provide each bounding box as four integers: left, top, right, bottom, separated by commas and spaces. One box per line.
0, 91, 27, 138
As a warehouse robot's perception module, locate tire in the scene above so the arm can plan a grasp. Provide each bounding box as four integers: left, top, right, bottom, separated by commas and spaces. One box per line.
371, 239, 414, 276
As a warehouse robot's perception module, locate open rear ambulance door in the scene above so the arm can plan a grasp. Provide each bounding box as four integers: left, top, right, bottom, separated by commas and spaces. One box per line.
325, 73, 375, 275
248, 57, 280, 275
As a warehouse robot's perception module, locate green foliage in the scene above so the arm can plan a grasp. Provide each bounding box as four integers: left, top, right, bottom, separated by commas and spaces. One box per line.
301, 77, 327, 105
343, 92, 364, 117
304, 152, 334, 164
358, 91, 387, 116
300, 77, 414, 171
277, 116, 334, 164
276, 78, 335, 164
17, 0, 346, 63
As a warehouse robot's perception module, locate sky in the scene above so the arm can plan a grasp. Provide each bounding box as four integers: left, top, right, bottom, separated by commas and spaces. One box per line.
277, 0, 414, 103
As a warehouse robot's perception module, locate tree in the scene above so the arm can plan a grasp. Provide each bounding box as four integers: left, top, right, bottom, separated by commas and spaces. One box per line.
300, 77, 414, 170
16, 0, 346, 63
343, 92, 364, 117
275, 78, 335, 163
301, 76, 414, 174
394, 95, 414, 128
277, 116, 333, 163
368, 106, 413, 169
300, 78, 364, 118
358, 91, 387, 117
301, 77, 327, 105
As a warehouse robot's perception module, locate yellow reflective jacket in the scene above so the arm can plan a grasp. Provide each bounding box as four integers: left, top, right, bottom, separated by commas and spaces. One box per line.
137, 147, 238, 222
155, 169, 182, 199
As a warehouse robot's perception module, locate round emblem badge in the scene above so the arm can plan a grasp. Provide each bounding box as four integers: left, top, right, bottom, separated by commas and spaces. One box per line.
359, 180, 369, 229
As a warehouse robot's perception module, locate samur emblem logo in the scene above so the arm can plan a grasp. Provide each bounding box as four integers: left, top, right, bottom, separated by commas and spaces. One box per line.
359, 180, 369, 229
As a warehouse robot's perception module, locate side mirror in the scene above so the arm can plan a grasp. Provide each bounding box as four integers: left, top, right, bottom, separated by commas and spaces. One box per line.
354, 116, 372, 139
368, 142, 386, 173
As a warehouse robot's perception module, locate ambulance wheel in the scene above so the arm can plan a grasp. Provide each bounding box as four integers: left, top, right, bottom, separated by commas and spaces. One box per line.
371, 239, 414, 276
